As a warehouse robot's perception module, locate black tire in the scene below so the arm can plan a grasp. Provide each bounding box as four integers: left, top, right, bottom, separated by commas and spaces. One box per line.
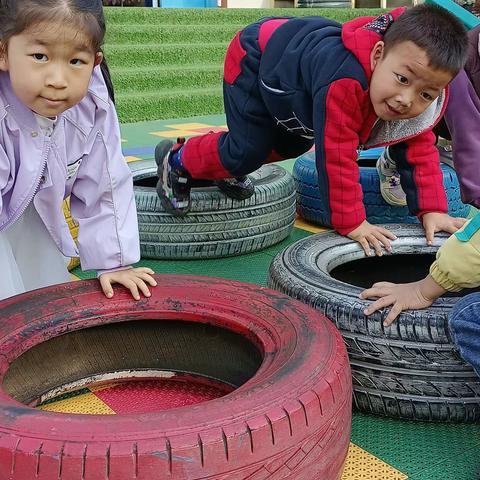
267, 224, 480, 422
131, 160, 296, 259
294, 151, 470, 226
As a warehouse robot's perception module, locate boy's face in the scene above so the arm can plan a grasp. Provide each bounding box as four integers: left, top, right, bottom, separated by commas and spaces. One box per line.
0, 22, 102, 117
369, 40, 452, 121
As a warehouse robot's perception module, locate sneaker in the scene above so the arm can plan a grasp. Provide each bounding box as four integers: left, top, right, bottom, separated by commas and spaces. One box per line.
215, 175, 255, 200
377, 149, 407, 207
437, 138, 454, 169
155, 138, 191, 216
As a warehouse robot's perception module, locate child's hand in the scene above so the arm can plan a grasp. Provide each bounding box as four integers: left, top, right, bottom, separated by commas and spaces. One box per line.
421, 212, 466, 245
99, 267, 157, 300
359, 274, 447, 326
346, 220, 397, 256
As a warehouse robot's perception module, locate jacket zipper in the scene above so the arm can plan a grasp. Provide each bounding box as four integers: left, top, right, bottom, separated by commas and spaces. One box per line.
0, 141, 50, 231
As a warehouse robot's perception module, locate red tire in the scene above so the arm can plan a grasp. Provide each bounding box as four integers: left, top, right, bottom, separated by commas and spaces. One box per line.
0, 276, 351, 480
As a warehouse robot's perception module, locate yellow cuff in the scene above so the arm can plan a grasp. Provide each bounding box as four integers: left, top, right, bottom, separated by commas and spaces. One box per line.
429, 261, 462, 292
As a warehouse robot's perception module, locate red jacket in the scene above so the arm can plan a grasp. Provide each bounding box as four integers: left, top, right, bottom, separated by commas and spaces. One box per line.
258, 8, 448, 234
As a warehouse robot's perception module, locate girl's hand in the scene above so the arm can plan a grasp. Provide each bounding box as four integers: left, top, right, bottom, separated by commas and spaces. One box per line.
346, 220, 397, 257
99, 267, 157, 300
359, 275, 447, 326
421, 212, 466, 245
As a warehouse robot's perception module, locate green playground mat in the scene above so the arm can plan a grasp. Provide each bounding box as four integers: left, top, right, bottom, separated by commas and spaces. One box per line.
70, 114, 480, 480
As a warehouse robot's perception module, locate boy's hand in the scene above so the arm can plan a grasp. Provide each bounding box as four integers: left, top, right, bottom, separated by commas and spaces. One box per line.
99, 267, 157, 300
347, 220, 397, 256
360, 275, 447, 326
422, 212, 466, 245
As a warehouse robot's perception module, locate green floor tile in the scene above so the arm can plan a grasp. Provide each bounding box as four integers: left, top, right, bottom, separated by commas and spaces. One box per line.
178, 251, 273, 286
351, 413, 480, 480
72, 229, 309, 285
260, 227, 312, 258
120, 113, 226, 160
414, 449, 480, 480
72, 258, 192, 280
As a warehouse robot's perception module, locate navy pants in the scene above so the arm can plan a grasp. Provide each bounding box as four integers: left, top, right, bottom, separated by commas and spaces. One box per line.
181, 19, 313, 180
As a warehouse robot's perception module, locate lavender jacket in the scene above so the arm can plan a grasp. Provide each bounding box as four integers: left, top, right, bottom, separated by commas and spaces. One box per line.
444, 26, 480, 207
0, 66, 140, 272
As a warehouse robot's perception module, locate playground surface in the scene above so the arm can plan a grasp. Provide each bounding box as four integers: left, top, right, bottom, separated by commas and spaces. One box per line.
53, 113, 480, 480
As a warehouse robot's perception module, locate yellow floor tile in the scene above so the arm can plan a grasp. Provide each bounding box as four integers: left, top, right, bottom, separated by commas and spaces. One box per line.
294, 217, 331, 234
342, 444, 408, 480
150, 122, 226, 138
39, 392, 115, 415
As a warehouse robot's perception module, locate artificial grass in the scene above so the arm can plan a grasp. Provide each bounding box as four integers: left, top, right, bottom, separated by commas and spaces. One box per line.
104, 7, 384, 24
106, 24, 245, 44
105, 42, 227, 67
111, 65, 223, 92
115, 87, 224, 122
104, 7, 385, 122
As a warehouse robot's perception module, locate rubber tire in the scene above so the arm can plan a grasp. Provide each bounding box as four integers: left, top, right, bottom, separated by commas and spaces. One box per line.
131, 160, 296, 259
268, 224, 480, 422
293, 151, 470, 227
0, 276, 351, 480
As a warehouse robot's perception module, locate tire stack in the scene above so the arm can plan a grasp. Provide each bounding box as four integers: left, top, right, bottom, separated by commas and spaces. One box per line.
297, 0, 351, 8
268, 225, 480, 423
131, 160, 296, 259
294, 150, 470, 227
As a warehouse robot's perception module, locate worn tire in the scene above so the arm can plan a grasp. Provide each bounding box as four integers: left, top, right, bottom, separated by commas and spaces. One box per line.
131, 160, 296, 259
0, 276, 351, 480
294, 151, 470, 226
268, 224, 480, 422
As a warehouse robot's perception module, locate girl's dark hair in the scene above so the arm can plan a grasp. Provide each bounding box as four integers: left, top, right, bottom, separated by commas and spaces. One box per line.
383, 4, 468, 75
0, 0, 115, 102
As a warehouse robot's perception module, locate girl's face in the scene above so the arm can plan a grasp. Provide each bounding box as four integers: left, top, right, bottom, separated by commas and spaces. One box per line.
0, 21, 102, 117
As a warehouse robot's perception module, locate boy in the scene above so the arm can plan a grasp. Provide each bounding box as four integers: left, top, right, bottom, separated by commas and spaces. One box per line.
378, 24, 480, 208
360, 212, 480, 377
156, 5, 467, 257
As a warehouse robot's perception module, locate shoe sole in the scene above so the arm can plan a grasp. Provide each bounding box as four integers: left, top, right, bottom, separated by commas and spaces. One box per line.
155, 140, 190, 217
215, 180, 255, 200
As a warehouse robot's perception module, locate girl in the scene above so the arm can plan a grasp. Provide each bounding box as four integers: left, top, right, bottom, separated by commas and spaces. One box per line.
0, 0, 156, 301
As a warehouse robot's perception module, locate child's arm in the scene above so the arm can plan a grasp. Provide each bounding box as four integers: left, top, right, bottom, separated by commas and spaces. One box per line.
70, 71, 155, 299
346, 220, 396, 257
313, 79, 396, 256
389, 128, 466, 243
360, 214, 480, 324
360, 276, 446, 326
444, 70, 480, 208
99, 268, 157, 301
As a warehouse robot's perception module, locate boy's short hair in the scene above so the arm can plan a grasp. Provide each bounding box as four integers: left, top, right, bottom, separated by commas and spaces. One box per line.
383, 4, 467, 75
